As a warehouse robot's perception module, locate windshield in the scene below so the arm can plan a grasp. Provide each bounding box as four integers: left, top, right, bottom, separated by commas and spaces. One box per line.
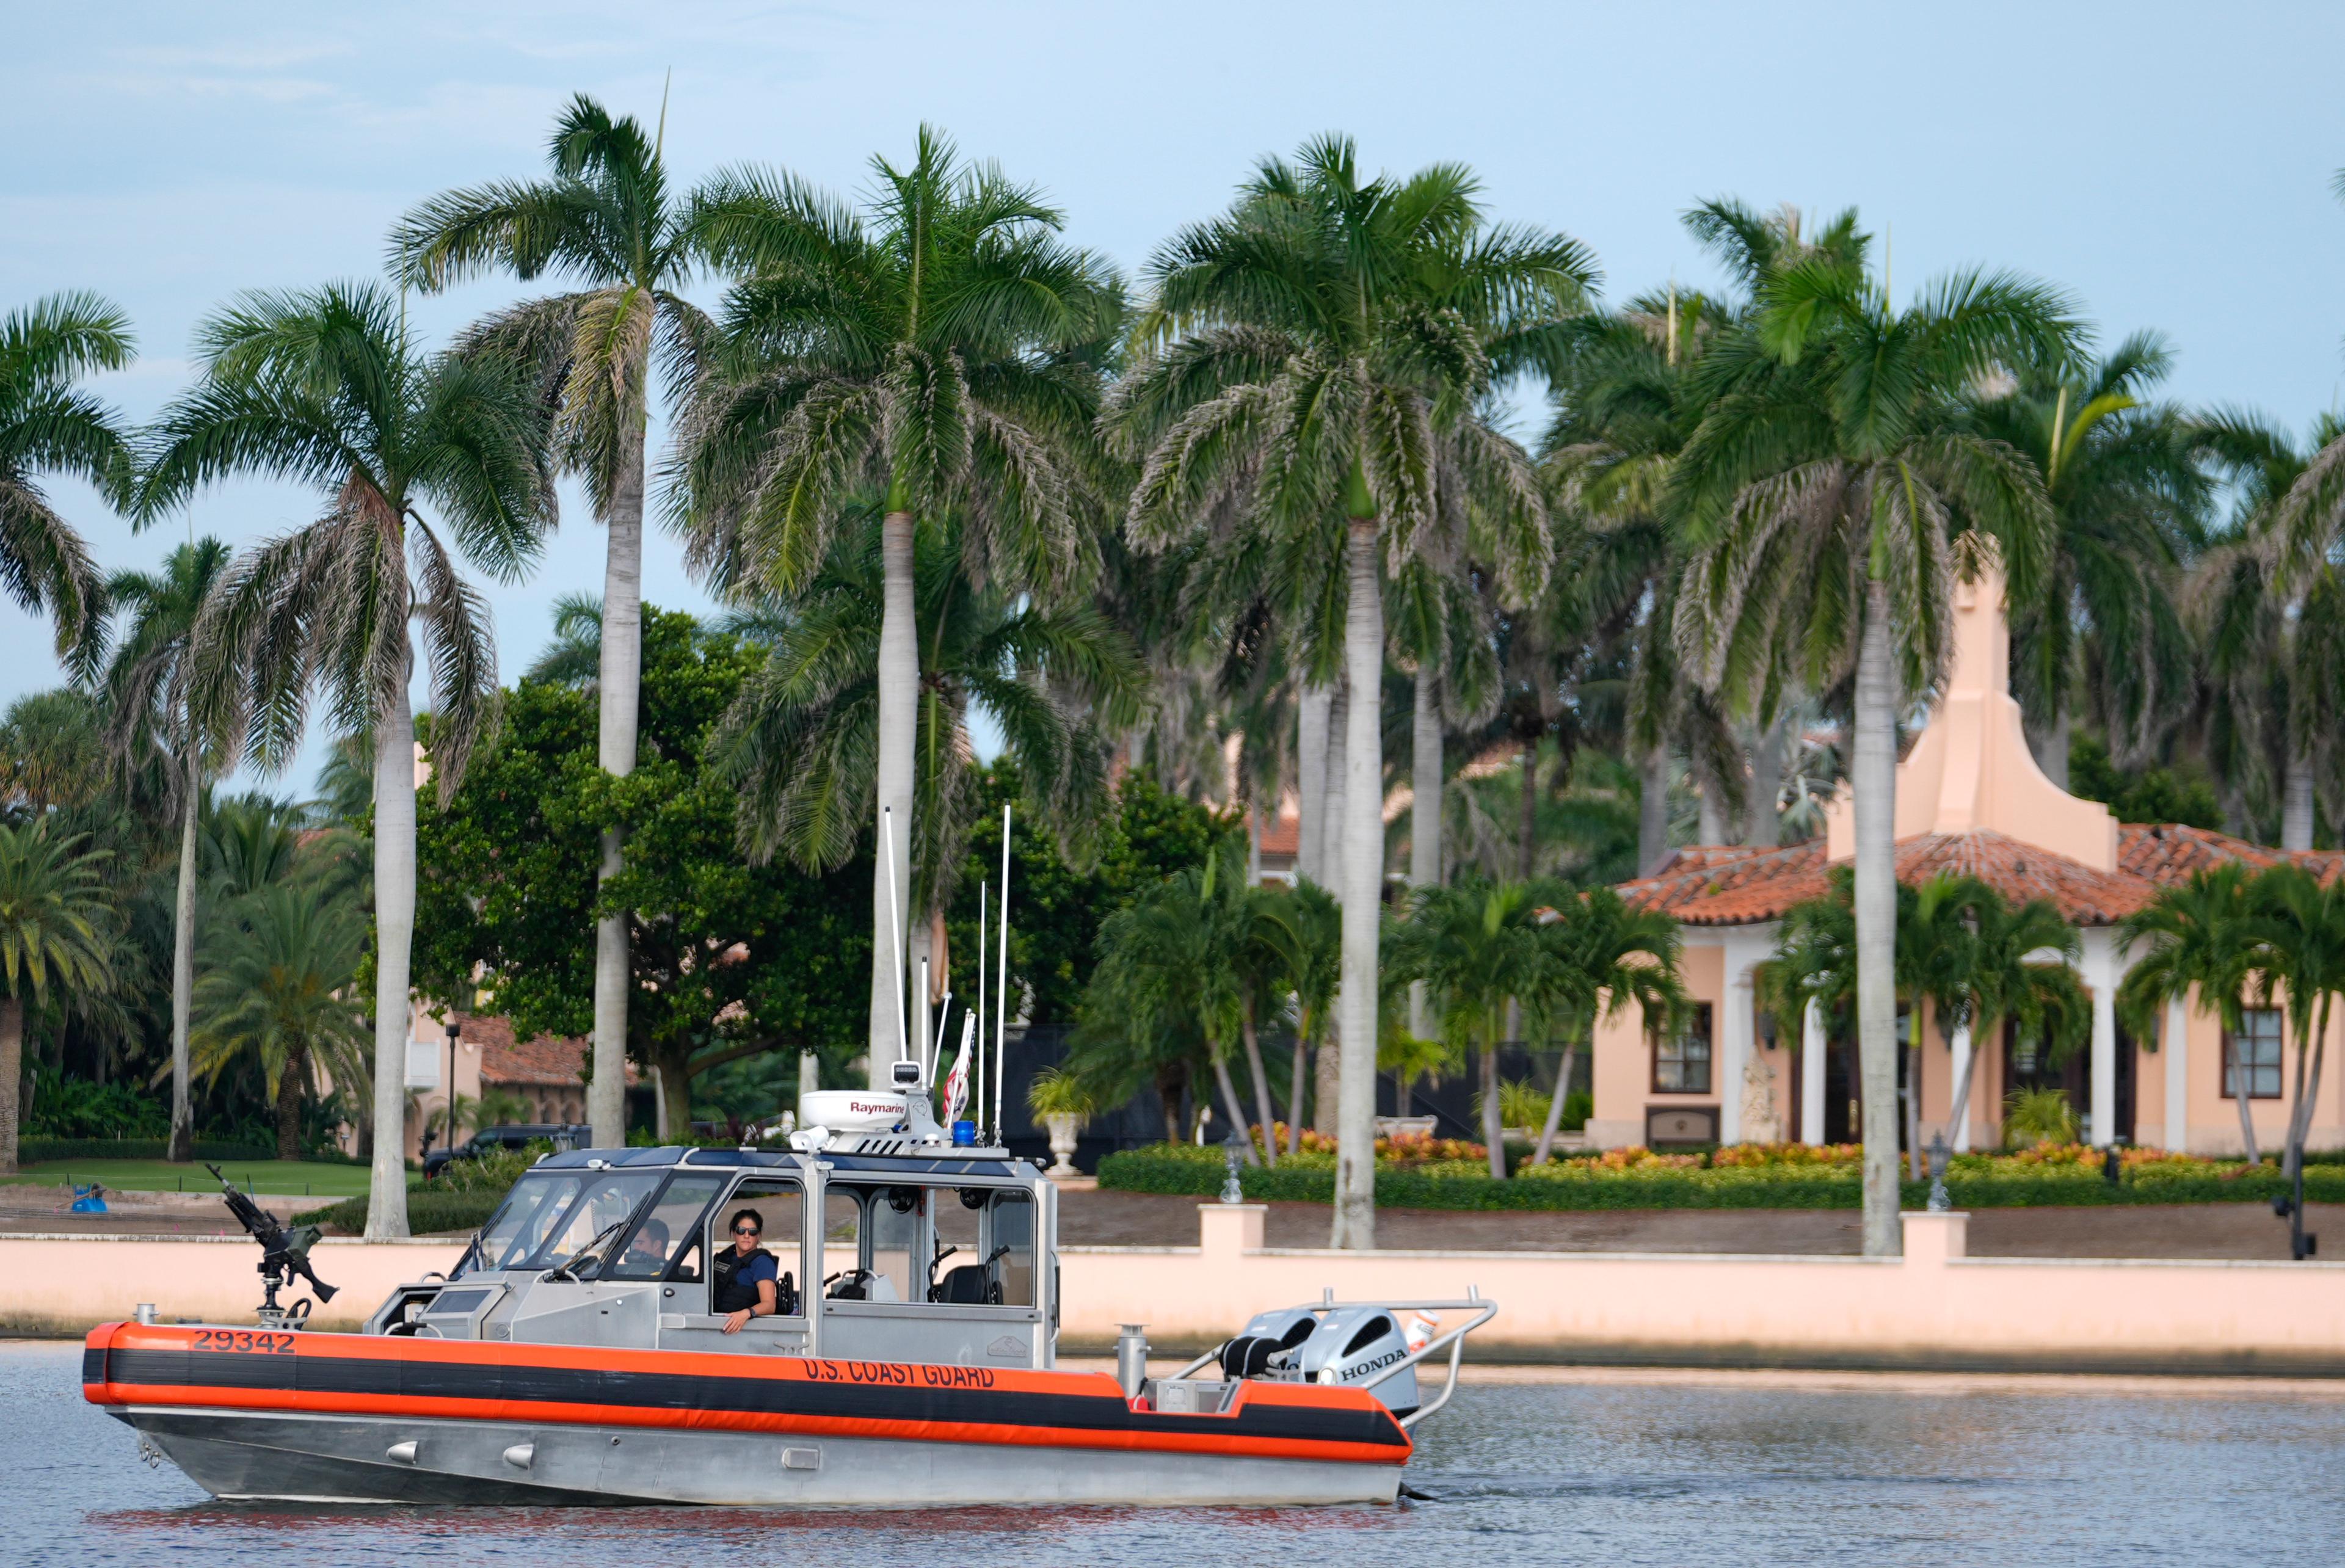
462, 1169, 667, 1276
467, 1172, 584, 1273
530, 1171, 664, 1270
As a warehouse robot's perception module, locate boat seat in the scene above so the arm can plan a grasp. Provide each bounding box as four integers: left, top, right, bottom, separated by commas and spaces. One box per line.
933, 1265, 1000, 1306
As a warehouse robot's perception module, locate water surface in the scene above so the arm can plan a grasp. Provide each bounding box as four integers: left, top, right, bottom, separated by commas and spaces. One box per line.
9, 1341, 2338, 1566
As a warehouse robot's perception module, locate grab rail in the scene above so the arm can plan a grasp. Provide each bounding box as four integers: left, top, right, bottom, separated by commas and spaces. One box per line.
1172, 1288, 1498, 1430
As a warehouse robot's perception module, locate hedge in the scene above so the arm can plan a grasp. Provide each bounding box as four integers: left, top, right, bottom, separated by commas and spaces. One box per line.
18, 1137, 276, 1164
1096, 1144, 2345, 1211
296, 1188, 508, 1236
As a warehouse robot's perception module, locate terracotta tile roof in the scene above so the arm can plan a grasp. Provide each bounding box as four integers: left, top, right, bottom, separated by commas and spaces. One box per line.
1253, 804, 1299, 858
1620, 822, 2345, 929
1620, 830, 2156, 926
2117, 824, 2345, 886
449, 1011, 620, 1088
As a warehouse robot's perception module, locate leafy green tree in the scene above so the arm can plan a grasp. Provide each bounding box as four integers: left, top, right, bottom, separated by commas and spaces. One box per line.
145, 281, 555, 1237
0, 820, 114, 1171
1673, 228, 2076, 1254
1110, 136, 1582, 1245
2118, 865, 2277, 1162
676, 126, 1123, 1084
99, 537, 234, 1161
191, 881, 368, 1161
393, 92, 767, 1148
0, 292, 136, 659
415, 607, 871, 1135
2067, 733, 2222, 830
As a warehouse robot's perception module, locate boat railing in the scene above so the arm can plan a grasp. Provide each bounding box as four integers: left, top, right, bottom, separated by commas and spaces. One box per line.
1172, 1287, 1497, 1430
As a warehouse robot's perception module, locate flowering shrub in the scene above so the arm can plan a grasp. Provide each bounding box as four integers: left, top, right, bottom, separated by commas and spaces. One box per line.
1710, 1142, 1864, 1168
1247, 1125, 1488, 1166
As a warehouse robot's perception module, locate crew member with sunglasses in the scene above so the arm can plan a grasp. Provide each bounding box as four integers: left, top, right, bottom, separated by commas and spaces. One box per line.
713, 1208, 783, 1332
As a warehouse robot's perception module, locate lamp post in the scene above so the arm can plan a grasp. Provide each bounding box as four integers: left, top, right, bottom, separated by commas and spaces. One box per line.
1925, 1130, 1951, 1213
445, 1018, 462, 1149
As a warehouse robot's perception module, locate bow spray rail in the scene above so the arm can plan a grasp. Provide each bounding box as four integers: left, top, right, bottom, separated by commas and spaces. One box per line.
1173, 1288, 1498, 1430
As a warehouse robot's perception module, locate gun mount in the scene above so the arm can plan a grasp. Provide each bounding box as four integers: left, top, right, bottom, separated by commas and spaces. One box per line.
205, 1164, 336, 1327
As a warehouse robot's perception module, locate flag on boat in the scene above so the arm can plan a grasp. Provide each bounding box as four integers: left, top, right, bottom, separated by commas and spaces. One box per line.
942, 1014, 975, 1125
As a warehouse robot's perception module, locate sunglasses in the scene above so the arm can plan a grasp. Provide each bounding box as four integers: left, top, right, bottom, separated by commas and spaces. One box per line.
733, 1225, 760, 1236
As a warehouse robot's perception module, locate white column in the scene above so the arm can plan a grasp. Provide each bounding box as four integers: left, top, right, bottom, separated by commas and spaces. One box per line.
1950, 1020, 1974, 1153
2164, 995, 2189, 1153
1801, 998, 1826, 1147
2083, 929, 2117, 1147
1720, 970, 1753, 1145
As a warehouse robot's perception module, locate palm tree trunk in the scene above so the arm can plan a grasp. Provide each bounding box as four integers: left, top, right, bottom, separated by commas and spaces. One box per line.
167, 754, 200, 1163
1853, 581, 1902, 1256
1211, 1049, 1259, 1166
1480, 1037, 1505, 1180
275, 1040, 308, 1163
1331, 519, 1383, 1250
1318, 680, 1349, 1140
2230, 999, 2263, 1163
2034, 706, 2071, 792
1905, 1036, 1924, 1180
1745, 710, 1789, 848
658, 1050, 693, 1141
591, 418, 646, 1148
1518, 742, 1539, 877
1410, 667, 1441, 1039
1533, 1029, 1580, 1165
1947, 1019, 1980, 1154
0, 996, 21, 1174
367, 675, 418, 1241
2283, 750, 2316, 852
1312, 1037, 1341, 1136
1696, 760, 1728, 846
1288, 1034, 1308, 1156
1240, 1004, 1278, 1167
870, 507, 920, 1085
1296, 682, 1332, 885
1638, 744, 1671, 875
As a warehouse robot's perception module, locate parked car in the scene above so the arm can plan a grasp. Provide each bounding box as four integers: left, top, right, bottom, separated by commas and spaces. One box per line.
422, 1123, 589, 1180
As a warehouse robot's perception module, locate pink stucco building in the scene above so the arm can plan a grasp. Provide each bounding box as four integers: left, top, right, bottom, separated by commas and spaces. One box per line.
1597, 570, 2344, 1155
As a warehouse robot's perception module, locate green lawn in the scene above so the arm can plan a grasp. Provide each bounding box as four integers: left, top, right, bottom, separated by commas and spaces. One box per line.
2, 1159, 376, 1199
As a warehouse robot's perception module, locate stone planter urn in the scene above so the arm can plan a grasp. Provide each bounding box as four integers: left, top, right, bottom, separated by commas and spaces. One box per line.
1045, 1112, 1083, 1177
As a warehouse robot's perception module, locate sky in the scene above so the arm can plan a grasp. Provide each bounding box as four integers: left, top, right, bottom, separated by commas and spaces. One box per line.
5, 0, 2344, 793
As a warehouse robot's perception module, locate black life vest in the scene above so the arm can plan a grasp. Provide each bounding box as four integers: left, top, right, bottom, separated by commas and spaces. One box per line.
712, 1246, 794, 1315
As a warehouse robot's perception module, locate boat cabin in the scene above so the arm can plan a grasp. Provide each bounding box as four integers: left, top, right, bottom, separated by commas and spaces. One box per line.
370, 1145, 1058, 1371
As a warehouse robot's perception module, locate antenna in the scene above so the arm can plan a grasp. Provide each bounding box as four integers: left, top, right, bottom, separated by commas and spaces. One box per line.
929, 990, 952, 1087
976, 881, 988, 1136
881, 805, 910, 1070
995, 805, 1011, 1145
917, 957, 931, 1084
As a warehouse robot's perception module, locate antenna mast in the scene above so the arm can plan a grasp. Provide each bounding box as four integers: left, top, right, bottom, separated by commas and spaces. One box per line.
976, 882, 988, 1136
995, 805, 1011, 1146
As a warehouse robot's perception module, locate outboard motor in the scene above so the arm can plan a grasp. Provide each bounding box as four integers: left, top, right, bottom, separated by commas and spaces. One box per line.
1219, 1305, 1420, 1417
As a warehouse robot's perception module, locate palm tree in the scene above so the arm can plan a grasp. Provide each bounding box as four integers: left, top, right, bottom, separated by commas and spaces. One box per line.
1963, 335, 2206, 785
97, 538, 233, 1161
1109, 136, 1585, 1246
1928, 880, 2088, 1154
0, 292, 136, 662
1673, 232, 2076, 1254
1266, 877, 1342, 1156
0, 820, 113, 1172
1389, 877, 1566, 1179
675, 127, 1122, 1084
2187, 412, 2344, 848
2249, 865, 2345, 1182
191, 881, 369, 1161
2117, 865, 2274, 1162
710, 502, 1141, 955
1525, 886, 1684, 1164
393, 93, 758, 1149
143, 281, 554, 1238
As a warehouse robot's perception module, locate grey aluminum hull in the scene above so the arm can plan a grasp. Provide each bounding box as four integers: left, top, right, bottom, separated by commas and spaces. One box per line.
114, 1406, 1403, 1508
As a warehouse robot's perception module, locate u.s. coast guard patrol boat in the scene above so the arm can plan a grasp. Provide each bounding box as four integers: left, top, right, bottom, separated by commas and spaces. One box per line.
81, 1078, 1494, 1506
